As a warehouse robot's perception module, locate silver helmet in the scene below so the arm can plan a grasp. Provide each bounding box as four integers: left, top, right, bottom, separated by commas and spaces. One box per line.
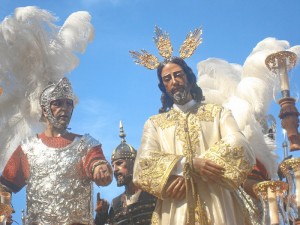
39, 77, 76, 128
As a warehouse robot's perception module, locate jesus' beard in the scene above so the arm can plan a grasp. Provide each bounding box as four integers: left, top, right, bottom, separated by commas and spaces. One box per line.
170, 88, 189, 105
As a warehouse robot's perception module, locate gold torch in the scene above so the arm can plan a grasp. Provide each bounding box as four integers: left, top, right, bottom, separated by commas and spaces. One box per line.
265, 51, 300, 151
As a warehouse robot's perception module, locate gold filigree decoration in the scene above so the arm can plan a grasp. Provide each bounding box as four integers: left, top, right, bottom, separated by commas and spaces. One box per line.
129, 50, 160, 70
265, 50, 297, 73
137, 151, 182, 198
203, 140, 252, 190
252, 180, 288, 200
194, 194, 211, 225
151, 210, 159, 225
279, 157, 300, 176
177, 113, 202, 156
129, 26, 203, 70
154, 26, 173, 60
151, 103, 221, 129
180, 27, 203, 59
150, 103, 222, 156
144, 103, 223, 225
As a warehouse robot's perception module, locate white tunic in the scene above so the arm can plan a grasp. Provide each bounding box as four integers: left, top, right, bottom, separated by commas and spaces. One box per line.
133, 101, 255, 225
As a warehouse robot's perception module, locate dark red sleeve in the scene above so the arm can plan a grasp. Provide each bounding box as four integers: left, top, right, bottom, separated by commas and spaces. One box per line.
0, 146, 29, 193
84, 145, 107, 178
248, 159, 269, 181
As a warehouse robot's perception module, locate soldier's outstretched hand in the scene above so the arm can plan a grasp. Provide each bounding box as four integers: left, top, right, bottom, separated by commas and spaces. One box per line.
93, 162, 113, 186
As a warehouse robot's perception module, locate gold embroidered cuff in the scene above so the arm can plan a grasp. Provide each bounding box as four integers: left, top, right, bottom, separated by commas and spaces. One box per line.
203, 140, 252, 190
136, 151, 182, 199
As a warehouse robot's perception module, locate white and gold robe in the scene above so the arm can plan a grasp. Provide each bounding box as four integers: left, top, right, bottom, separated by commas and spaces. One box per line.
133, 100, 255, 225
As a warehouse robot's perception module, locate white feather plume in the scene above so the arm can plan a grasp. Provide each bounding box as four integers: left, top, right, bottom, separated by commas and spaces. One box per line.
0, 6, 94, 171
59, 11, 95, 53
197, 38, 300, 178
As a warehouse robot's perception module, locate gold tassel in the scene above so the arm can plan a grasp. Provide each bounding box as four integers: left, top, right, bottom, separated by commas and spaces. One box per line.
184, 163, 209, 225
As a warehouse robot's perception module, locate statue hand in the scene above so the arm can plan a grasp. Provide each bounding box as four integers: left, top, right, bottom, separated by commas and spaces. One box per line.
193, 158, 225, 183
95, 192, 109, 214
93, 163, 113, 186
164, 175, 186, 200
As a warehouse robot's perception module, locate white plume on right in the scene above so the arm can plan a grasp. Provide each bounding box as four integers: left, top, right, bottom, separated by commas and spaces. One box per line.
197, 37, 300, 178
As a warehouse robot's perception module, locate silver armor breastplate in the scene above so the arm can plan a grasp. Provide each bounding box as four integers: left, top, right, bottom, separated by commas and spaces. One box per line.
22, 134, 99, 225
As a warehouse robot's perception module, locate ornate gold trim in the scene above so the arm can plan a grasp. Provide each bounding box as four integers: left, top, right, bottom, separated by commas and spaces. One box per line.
203, 140, 252, 190
129, 26, 202, 70
279, 157, 300, 176
252, 180, 289, 200
137, 151, 182, 199
151, 103, 222, 157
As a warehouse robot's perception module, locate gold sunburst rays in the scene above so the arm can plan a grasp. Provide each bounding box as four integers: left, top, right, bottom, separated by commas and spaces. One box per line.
129, 50, 160, 70
154, 26, 173, 60
129, 26, 203, 70
180, 27, 203, 59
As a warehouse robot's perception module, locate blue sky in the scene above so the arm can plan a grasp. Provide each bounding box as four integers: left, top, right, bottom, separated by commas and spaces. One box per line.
1, 0, 300, 224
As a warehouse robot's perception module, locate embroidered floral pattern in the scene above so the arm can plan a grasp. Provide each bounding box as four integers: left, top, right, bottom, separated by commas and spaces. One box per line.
203, 140, 252, 190
151, 103, 222, 156
138, 151, 181, 198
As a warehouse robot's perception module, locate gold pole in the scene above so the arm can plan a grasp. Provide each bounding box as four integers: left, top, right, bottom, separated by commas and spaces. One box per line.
265, 51, 300, 151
